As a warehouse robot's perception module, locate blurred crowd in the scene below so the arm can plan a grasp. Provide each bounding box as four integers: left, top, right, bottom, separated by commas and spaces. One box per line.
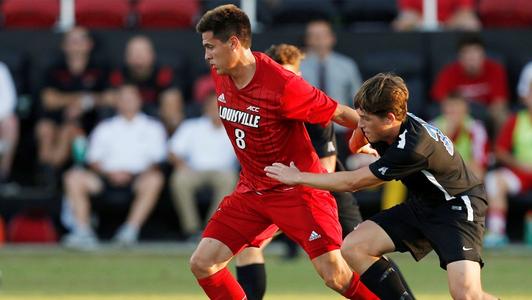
1, 0, 532, 250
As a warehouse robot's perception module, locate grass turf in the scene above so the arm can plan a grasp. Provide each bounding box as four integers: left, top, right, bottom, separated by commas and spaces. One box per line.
0, 245, 531, 299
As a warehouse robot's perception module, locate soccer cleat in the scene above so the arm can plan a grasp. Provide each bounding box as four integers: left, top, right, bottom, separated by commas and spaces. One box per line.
483, 232, 509, 249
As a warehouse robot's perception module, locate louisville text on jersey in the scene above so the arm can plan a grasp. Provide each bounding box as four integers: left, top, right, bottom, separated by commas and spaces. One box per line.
219, 106, 261, 128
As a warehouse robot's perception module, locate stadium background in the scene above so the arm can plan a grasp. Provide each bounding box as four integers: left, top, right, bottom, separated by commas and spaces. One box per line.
0, 0, 531, 299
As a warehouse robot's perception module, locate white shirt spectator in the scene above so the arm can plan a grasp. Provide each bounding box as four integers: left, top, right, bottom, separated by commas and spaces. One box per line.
0, 62, 16, 121
517, 61, 532, 98
87, 113, 166, 173
169, 116, 237, 171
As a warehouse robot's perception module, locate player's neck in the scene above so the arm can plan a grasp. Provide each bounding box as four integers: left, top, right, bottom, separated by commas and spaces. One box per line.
386, 122, 403, 145
228, 49, 256, 90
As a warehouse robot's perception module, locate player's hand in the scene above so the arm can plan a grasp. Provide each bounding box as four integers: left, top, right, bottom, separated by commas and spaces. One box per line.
264, 162, 301, 186
358, 144, 379, 157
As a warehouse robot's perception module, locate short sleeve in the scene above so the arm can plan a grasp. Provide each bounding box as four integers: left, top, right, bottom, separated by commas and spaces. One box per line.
86, 123, 108, 164
369, 148, 427, 181
0, 62, 17, 120
280, 76, 338, 126
490, 62, 509, 102
517, 62, 532, 98
431, 64, 455, 102
147, 121, 167, 163
168, 121, 192, 159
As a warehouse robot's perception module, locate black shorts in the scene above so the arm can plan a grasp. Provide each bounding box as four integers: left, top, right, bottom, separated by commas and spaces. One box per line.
333, 191, 363, 239
370, 195, 487, 270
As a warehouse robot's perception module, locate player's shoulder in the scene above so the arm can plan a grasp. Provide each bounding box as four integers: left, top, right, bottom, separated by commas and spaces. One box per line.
254, 51, 297, 83
392, 114, 432, 152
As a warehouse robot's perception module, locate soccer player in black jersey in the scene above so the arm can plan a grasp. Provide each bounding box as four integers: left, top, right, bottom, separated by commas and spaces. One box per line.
238, 46, 411, 300
266, 73, 497, 300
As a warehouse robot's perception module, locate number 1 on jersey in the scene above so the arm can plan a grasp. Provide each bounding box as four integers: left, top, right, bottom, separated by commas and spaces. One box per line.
235, 128, 246, 149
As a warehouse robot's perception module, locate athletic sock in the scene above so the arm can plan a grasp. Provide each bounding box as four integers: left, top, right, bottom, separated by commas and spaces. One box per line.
342, 272, 379, 300
387, 257, 415, 298
236, 263, 266, 300
197, 267, 246, 300
360, 257, 413, 300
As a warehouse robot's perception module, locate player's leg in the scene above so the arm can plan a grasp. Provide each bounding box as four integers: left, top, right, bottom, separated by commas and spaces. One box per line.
447, 260, 497, 300
342, 220, 413, 300
311, 249, 377, 299
235, 238, 272, 300
270, 188, 376, 299
190, 237, 245, 299
192, 190, 277, 299
335, 188, 414, 297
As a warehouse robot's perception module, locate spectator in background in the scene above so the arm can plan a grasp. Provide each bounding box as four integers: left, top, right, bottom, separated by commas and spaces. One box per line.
0, 61, 19, 183
109, 35, 184, 135
300, 19, 362, 162
431, 34, 509, 132
36, 27, 109, 184
393, 0, 481, 31
431, 92, 489, 179
168, 91, 237, 240
62, 84, 166, 250
484, 80, 532, 248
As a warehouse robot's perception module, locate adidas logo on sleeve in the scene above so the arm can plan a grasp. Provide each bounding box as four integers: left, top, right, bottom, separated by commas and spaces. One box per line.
308, 231, 321, 241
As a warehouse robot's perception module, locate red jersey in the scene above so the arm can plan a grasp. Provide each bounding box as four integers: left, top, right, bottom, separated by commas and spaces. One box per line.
431, 59, 509, 105
212, 52, 338, 192
399, 0, 474, 22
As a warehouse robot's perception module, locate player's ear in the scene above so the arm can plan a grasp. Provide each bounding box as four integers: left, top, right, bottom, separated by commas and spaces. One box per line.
229, 36, 239, 51
385, 112, 396, 125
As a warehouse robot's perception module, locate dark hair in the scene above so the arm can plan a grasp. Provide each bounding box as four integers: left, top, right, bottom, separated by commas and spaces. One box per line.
353, 73, 409, 121
196, 4, 252, 48
457, 34, 485, 51
265, 44, 304, 66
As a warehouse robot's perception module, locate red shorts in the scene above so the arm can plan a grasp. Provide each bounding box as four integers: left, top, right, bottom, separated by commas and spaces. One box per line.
203, 186, 342, 259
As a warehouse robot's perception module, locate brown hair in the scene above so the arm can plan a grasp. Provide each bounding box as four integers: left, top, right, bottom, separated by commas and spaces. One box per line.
196, 4, 252, 48
264, 44, 304, 66
354, 73, 409, 121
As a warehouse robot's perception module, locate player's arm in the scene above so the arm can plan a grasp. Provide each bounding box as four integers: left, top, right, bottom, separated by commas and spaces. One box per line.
331, 104, 359, 129
265, 162, 383, 192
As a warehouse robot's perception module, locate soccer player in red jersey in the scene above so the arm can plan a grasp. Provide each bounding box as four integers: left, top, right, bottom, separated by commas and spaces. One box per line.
190, 5, 377, 300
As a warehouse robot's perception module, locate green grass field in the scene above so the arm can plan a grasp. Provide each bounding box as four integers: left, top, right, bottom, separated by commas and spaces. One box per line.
0, 244, 531, 299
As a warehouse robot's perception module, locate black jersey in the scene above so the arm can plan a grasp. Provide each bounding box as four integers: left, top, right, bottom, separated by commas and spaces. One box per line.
368, 113, 485, 207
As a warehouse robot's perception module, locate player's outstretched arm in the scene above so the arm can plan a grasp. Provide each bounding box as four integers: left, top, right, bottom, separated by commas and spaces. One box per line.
331, 104, 360, 130
265, 162, 383, 192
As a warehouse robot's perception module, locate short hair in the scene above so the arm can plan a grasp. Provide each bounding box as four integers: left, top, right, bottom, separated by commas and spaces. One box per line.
196, 4, 252, 48
264, 44, 304, 66
457, 34, 485, 51
353, 73, 409, 121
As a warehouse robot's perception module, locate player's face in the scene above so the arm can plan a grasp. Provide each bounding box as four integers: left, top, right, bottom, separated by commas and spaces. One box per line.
202, 31, 237, 75
356, 109, 389, 143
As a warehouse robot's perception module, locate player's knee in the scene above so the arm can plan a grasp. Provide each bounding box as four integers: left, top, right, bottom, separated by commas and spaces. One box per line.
341, 238, 369, 263
449, 282, 482, 300
189, 252, 213, 277
321, 270, 346, 292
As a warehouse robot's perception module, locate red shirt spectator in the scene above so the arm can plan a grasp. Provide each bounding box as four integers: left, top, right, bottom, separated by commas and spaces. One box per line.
479, 0, 532, 28
394, 0, 480, 31
399, 0, 474, 23
431, 59, 509, 106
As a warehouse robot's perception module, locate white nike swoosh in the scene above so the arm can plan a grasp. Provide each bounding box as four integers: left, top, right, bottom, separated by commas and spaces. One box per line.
463, 246, 473, 251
